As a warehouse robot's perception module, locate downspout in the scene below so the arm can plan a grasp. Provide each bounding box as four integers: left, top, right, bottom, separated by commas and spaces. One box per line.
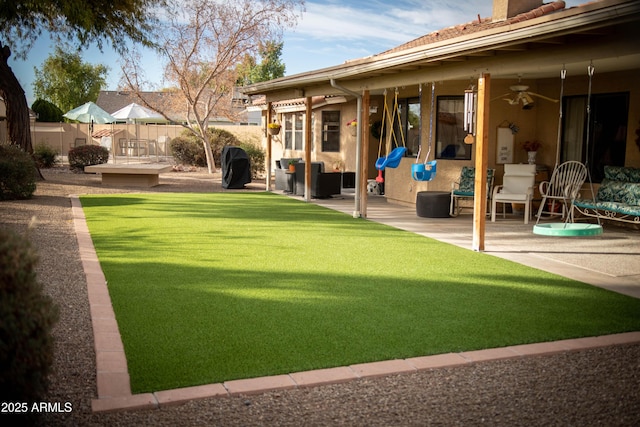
330, 79, 363, 218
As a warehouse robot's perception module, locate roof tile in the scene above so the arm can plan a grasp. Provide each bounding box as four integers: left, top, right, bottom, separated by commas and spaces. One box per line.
382, 1, 566, 55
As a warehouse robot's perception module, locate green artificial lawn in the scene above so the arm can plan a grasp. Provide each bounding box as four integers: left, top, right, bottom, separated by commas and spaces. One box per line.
80, 192, 640, 393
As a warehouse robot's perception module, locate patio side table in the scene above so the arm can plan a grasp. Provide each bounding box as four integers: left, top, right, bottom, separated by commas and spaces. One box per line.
416, 191, 451, 218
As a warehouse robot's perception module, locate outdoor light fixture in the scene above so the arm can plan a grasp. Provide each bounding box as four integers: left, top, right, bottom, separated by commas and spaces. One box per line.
521, 92, 535, 110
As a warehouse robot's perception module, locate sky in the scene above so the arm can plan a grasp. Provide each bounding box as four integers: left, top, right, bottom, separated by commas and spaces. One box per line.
9, 0, 585, 107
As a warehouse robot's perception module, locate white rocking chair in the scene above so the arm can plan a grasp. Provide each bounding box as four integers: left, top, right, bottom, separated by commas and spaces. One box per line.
536, 161, 587, 224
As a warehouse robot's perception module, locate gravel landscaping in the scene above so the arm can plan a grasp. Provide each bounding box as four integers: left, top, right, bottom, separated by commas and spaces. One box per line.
1, 166, 639, 426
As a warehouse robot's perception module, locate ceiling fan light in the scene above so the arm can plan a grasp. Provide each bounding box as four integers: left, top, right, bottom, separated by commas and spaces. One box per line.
521, 97, 534, 110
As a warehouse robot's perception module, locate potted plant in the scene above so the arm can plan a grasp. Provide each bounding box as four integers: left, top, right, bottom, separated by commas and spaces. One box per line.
522, 140, 541, 164
346, 119, 357, 136
288, 159, 297, 172
267, 122, 281, 136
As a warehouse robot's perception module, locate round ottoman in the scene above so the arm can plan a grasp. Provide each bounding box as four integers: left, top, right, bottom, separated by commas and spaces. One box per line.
416, 191, 451, 218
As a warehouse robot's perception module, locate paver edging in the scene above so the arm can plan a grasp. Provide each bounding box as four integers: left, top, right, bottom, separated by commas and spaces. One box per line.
71, 195, 640, 413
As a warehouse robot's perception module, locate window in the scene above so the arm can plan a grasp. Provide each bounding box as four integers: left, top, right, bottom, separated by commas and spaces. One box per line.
435, 96, 471, 160
322, 111, 340, 152
395, 98, 421, 156
284, 112, 305, 151
561, 92, 628, 182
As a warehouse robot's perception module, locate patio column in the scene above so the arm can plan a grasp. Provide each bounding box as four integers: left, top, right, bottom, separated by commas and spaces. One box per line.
473, 73, 490, 252
305, 97, 312, 202
360, 90, 370, 218
265, 102, 272, 191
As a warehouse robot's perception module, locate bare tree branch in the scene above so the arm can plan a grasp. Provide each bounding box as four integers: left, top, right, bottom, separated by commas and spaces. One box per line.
120, 0, 304, 173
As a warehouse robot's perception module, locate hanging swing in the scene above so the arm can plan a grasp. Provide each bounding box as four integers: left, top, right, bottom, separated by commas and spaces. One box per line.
412, 82, 438, 181
533, 64, 603, 237
375, 88, 407, 183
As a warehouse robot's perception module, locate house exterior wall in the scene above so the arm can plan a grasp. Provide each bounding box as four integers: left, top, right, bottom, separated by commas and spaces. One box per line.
258, 67, 640, 203
385, 69, 640, 206
272, 103, 364, 172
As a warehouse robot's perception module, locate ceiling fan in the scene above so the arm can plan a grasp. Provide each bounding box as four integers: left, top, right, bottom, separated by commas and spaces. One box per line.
493, 80, 558, 110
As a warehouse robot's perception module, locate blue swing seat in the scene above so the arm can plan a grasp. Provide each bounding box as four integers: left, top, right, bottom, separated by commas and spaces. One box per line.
375, 147, 407, 170
411, 161, 437, 181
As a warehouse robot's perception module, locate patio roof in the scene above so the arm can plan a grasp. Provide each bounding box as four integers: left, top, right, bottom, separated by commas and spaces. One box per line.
241, 0, 640, 101
243, 0, 640, 251
247, 95, 348, 113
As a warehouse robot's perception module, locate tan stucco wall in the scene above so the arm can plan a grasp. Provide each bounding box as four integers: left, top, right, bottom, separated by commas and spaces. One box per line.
31, 122, 263, 164
385, 69, 640, 206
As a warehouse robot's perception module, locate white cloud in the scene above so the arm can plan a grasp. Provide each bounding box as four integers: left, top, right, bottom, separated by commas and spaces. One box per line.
291, 0, 493, 46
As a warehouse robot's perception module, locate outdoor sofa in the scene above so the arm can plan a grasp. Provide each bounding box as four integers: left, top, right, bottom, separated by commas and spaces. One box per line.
573, 165, 640, 224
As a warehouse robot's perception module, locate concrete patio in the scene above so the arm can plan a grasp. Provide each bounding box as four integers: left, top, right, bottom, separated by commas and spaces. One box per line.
307, 190, 640, 299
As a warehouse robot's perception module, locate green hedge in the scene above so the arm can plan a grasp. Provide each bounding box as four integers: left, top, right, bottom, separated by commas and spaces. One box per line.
0, 145, 37, 200
68, 145, 109, 171
0, 229, 58, 403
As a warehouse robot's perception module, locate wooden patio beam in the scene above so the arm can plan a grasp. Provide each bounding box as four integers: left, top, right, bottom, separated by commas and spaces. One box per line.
473, 73, 490, 252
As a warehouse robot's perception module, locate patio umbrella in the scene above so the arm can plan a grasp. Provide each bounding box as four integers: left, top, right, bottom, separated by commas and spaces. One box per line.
111, 103, 166, 123
63, 101, 116, 123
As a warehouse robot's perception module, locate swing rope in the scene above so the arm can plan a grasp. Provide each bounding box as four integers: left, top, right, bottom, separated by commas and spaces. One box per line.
553, 67, 566, 170
376, 89, 389, 161
411, 82, 437, 181
584, 62, 602, 226
392, 88, 405, 150
425, 82, 435, 165
414, 84, 425, 164
375, 88, 407, 173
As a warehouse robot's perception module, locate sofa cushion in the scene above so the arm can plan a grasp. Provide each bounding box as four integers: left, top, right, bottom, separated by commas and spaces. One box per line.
596, 180, 640, 206
603, 165, 640, 183
622, 182, 640, 206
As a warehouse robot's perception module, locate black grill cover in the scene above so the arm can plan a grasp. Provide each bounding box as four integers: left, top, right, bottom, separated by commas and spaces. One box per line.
221, 146, 251, 189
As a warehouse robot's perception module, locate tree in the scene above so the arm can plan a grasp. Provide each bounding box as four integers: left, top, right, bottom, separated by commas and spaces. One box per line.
33, 47, 108, 113
31, 99, 64, 122
121, 0, 304, 174
0, 0, 165, 154
236, 41, 286, 86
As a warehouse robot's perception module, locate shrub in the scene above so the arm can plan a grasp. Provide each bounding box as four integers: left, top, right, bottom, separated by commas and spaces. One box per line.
0, 229, 59, 403
239, 142, 265, 179
0, 145, 37, 200
33, 144, 59, 168
209, 128, 240, 167
170, 128, 243, 168
169, 136, 207, 167
68, 144, 109, 171
31, 98, 64, 122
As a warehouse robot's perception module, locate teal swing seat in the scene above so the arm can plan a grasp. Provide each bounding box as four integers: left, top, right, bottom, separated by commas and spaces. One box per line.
411, 82, 437, 182
411, 160, 437, 181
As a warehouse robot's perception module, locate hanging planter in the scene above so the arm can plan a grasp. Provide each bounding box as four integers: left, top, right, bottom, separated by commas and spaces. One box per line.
346, 119, 357, 136
267, 123, 281, 136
